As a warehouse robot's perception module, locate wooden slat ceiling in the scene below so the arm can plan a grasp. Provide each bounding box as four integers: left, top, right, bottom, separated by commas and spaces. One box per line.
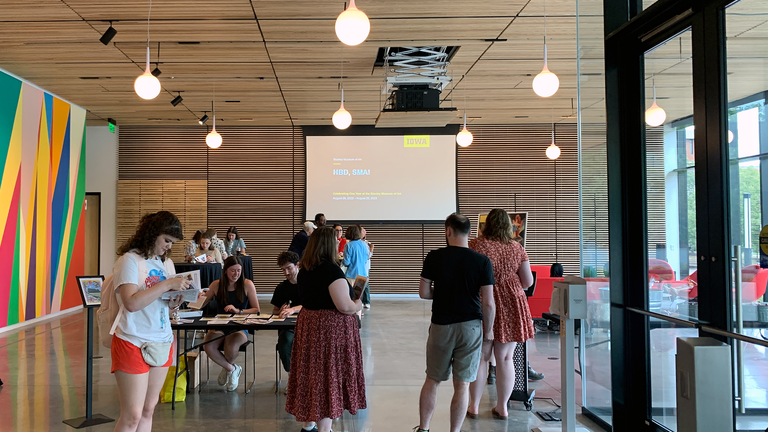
0, 0, 766, 127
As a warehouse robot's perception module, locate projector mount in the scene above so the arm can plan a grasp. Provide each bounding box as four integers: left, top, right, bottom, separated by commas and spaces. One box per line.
383, 46, 453, 93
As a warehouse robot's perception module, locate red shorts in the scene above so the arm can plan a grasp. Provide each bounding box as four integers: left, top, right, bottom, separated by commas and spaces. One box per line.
111, 335, 173, 374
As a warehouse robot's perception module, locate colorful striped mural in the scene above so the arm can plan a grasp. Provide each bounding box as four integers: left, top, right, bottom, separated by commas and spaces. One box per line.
0, 68, 86, 329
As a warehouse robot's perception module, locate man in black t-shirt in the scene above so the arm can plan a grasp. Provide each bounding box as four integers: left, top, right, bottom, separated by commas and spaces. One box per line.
416, 213, 496, 432
271, 251, 303, 392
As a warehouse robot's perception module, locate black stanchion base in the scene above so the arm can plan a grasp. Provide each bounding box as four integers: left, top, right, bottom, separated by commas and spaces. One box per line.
62, 414, 114, 429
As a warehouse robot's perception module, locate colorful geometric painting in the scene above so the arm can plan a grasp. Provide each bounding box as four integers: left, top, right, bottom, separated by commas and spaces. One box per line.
0, 68, 86, 329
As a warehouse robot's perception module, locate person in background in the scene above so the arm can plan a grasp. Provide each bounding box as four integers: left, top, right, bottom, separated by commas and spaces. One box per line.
271, 251, 303, 395
415, 213, 495, 432
314, 213, 327, 227
201, 256, 260, 392
342, 225, 370, 313
206, 228, 228, 260
467, 208, 535, 420
184, 229, 204, 262
224, 226, 247, 257
358, 225, 374, 309
111, 211, 190, 432
288, 221, 316, 258
334, 224, 346, 258
286, 226, 366, 432
196, 232, 223, 266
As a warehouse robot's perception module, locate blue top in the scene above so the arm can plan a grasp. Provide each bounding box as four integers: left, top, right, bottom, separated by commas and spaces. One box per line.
343, 239, 370, 278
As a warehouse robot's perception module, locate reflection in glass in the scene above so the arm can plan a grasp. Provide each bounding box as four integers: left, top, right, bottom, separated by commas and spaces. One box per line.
727, 0, 768, 428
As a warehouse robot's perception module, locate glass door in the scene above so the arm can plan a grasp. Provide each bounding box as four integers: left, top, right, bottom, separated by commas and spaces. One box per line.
725, 0, 768, 429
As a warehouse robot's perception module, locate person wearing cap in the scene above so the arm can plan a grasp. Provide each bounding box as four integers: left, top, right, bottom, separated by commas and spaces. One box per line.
288, 221, 316, 258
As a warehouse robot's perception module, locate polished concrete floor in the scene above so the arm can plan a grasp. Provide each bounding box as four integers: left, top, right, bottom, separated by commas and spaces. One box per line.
0, 297, 606, 432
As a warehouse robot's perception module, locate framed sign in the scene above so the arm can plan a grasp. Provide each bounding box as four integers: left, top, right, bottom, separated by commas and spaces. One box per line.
76, 275, 105, 307
476, 211, 528, 248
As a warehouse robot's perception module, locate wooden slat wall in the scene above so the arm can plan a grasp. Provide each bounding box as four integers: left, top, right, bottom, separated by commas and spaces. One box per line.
115, 180, 207, 260
458, 124, 580, 275
579, 125, 666, 277
117, 124, 581, 293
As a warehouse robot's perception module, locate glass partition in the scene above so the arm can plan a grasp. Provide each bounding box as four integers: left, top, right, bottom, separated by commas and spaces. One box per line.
577, 0, 612, 426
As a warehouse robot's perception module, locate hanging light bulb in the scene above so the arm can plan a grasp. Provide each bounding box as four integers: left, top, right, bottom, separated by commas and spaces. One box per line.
645, 76, 666, 127
333, 90, 352, 130
135, 1, 160, 100
533, 0, 559, 98
456, 112, 473, 147
546, 127, 560, 159
206, 91, 222, 148
335, 0, 370, 46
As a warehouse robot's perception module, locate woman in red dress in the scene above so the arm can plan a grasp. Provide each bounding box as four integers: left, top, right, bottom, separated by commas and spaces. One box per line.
467, 208, 535, 419
286, 226, 366, 432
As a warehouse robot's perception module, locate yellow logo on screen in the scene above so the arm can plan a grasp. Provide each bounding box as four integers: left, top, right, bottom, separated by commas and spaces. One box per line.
404, 135, 430, 147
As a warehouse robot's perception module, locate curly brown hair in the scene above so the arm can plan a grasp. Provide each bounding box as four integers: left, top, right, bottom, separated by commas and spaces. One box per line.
300, 226, 340, 270
481, 208, 514, 243
117, 211, 184, 260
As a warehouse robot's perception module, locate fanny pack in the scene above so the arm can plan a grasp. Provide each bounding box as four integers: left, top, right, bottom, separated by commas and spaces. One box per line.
140, 341, 173, 367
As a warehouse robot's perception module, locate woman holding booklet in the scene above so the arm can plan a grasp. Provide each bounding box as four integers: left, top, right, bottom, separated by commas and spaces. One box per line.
286, 226, 366, 432
110, 211, 190, 432
201, 255, 260, 391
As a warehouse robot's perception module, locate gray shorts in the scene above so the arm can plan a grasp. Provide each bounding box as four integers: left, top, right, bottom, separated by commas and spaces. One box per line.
425, 320, 482, 382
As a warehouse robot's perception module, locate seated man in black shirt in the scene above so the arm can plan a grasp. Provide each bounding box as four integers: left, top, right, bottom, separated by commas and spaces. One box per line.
416, 213, 496, 432
271, 251, 303, 394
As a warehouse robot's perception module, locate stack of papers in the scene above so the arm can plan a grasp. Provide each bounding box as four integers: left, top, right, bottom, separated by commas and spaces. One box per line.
206, 319, 230, 325
245, 318, 274, 325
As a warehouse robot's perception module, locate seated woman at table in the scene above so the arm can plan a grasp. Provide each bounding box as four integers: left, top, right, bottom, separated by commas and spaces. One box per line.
224, 226, 247, 257
285, 226, 366, 432
195, 232, 223, 266
184, 229, 204, 263
202, 255, 260, 392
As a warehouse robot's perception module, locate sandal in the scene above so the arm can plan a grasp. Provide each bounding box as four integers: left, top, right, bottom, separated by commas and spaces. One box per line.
491, 408, 508, 420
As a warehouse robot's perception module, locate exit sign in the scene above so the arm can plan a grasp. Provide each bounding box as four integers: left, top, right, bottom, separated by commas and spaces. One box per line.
109, 123, 115, 133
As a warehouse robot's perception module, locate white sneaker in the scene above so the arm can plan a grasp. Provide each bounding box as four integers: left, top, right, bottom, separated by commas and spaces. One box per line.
226, 364, 242, 392
363, 304, 371, 309
218, 367, 228, 386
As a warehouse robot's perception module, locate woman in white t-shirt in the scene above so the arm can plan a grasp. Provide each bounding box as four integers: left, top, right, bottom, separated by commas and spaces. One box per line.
111, 211, 191, 432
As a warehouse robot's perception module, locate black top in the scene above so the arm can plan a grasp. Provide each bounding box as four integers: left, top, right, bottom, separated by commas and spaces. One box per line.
271, 279, 302, 309
420, 246, 495, 325
217, 289, 250, 314
297, 261, 353, 311
288, 230, 310, 257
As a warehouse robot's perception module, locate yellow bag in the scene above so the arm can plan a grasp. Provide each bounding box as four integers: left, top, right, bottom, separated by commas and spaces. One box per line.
159, 356, 187, 403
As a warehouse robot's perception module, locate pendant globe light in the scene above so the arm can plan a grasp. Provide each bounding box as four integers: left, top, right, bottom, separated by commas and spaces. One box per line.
332, 55, 352, 130
332, 89, 352, 129
532, 0, 559, 98
645, 76, 666, 127
206, 87, 222, 149
335, 0, 370, 46
546, 125, 561, 159
134, 0, 161, 100
456, 90, 473, 147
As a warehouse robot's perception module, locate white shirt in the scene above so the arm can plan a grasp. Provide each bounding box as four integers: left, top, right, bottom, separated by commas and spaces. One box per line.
113, 252, 175, 347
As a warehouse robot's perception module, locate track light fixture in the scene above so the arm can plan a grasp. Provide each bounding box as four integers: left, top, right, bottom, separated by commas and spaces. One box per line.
199, 114, 209, 125
100, 21, 117, 45
171, 93, 183, 107
151, 66, 162, 77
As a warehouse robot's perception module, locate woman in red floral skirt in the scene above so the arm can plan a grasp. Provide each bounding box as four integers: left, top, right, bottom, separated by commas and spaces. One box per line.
467, 208, 535, 419
286, 226, 366, 432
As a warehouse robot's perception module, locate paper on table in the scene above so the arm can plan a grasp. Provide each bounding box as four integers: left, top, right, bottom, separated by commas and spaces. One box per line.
171, 318, 194, 324
200, 317, 218, 321
215, 314, 232, 318
245, 318, 274, 325
247, 314, 263, 319
271, 318, 286, 322
232, 314, 249, 319
207, 320, 230, 325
